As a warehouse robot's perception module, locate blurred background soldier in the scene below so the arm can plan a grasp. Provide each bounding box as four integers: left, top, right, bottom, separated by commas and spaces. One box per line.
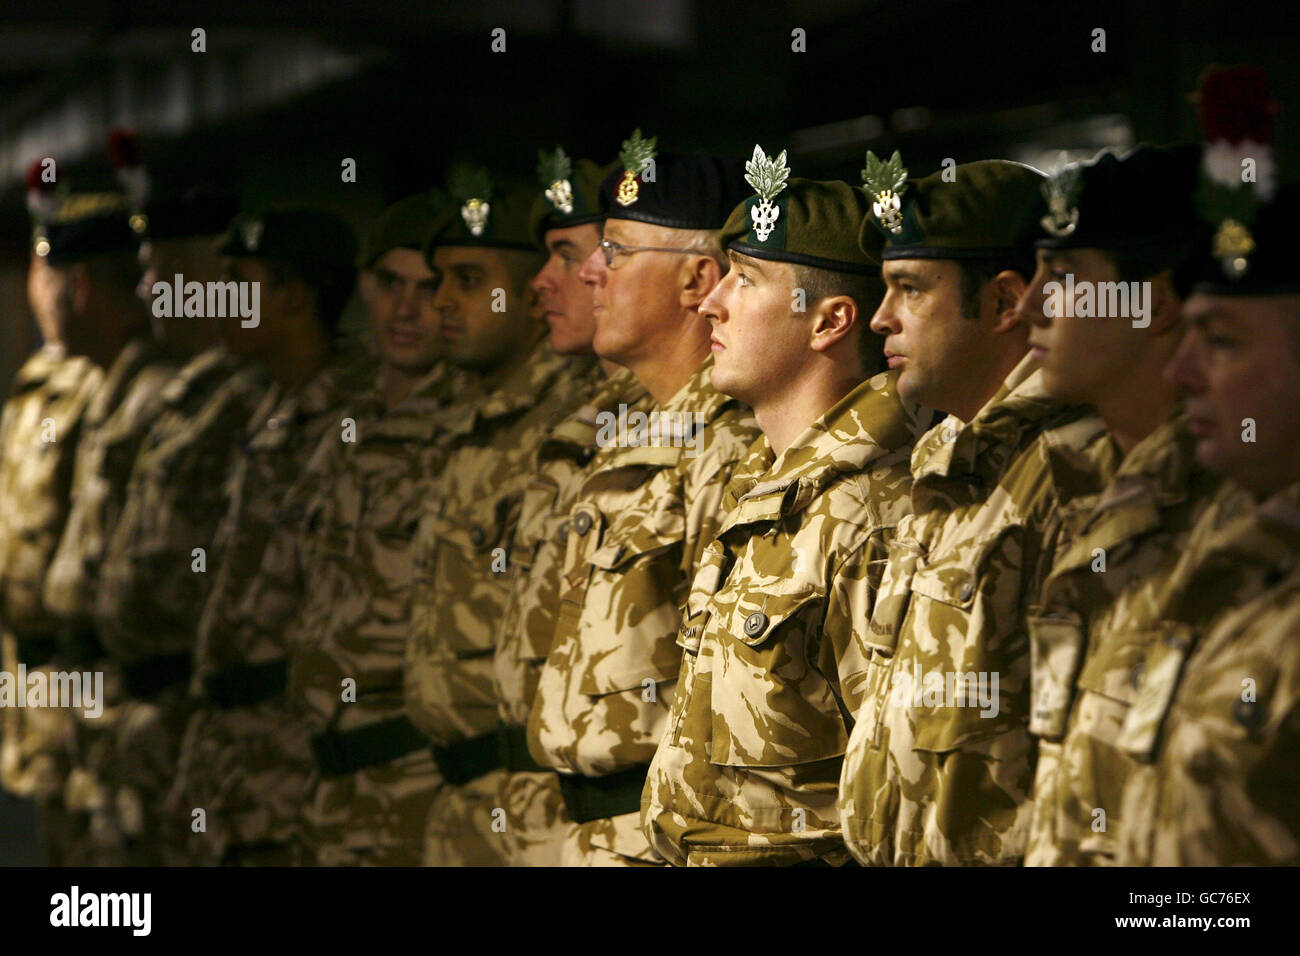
167, 209, 362, 866
284, 190, 478, 867
526, 139, 759, 866
405, 170, 595, 867
0, 174, 145, 866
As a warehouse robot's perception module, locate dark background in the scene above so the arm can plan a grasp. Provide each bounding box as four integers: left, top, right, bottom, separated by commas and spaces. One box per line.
1, 0, 1297, 863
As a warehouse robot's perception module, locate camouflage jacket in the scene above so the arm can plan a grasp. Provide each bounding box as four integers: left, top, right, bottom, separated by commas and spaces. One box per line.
526, 356, 760, 860
283, 360, 473, 861
0, 346, 102, 799
0, 346, 103, 641
839, 353, 1108, 865
643, 371, 928, 866
45, 338, 179, 629
94, 347, 268, 665
493, 366, 648, 726
171, 352, 372, 859
1116, 479, 1300, 865
405, 346, 596, 746
1025, 414, 1219, 865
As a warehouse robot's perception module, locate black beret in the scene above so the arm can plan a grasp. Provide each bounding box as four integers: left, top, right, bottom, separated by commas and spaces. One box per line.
1033, 145, 1202, 251
529, 149, 614, 248
425, 165, 536, 252
1189, 181, 1300, 295
217, 207, 357, 276
599, 130, 748, 231
859, 155, 1044, 265
36, 193, 139, 265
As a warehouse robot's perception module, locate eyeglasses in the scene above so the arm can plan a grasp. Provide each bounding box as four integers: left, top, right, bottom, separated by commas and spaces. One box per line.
599, 238, 699, 268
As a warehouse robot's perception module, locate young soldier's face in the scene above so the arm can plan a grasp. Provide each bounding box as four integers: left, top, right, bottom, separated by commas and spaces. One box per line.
533, 223, 601, 355
361, 248, 444, 374
219, 256, 282, 357
432, 245, 526, 370
579, 219, 692, 367
140, 236, 224, 350
871, 257, 987, 413
701, 251, 803, 404
1021, 247, 1156, 403
1166, 293, 1300, 494
27, 255, 66, 342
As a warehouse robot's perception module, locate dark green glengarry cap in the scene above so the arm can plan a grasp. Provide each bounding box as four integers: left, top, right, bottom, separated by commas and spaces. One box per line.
35, 192, 140, 265
1188, 182, 1300, 295
529, 148, 614, 248
858, 153, 1044, 264
1033, 145, 1202, 251
359, 189, 449, 268
425, 165, 536, 254
217, 207, 357, 276
720, 144, 876, 274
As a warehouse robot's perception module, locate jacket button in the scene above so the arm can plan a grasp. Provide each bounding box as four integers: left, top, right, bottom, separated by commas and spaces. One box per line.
573, 512, 593, 535
743, 611, 768, 638
959, 583, 974, 602
557, 520, 571, 544
1234, 696, 1265, 732
469, 526, 486, 548
1130, 660, 1145, 689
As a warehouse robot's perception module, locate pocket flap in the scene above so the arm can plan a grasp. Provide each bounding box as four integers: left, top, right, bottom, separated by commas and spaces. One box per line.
1027, 612, 1086, 740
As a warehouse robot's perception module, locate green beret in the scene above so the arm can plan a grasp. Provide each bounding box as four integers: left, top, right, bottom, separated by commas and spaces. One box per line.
35, 192, 139, 265
529, 149, 614, 248
720, 145, 875, 274
1033, 145, 1202, 251
217, 207, 357, 275
858, 153, 1044, 264
359, 190, 449, 268
425, 165, 536, 254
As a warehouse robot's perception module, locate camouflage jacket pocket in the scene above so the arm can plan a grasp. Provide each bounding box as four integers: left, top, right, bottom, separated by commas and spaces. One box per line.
709, 587, 847, 767
1027, 612, 1086, 740
574, 507, 686, 697
863, 539, 922, 656
422, 504, 513, 659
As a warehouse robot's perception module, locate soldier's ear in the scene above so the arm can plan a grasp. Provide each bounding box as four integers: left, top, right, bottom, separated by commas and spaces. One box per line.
1147, 268, 1182, 337
679, 254, 723, 310
989, 269, 1029, 334
808, 296, 858, 355
69, 262, 93, 315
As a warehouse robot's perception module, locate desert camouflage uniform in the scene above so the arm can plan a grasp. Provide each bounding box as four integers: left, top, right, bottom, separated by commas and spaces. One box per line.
839, 354, 1109, 865
286, 361, 473, 867
0, 346, 102, 865
407, 345, 595, 867
527, 356, 760, 866
643, 371, 928, 866
492, 367, 649, 866
171, 353, 371, 866
42, 337, 180, 865
94, 346, 268, 864
1115, 479, 1300, 865
1025, 414, 1220, 865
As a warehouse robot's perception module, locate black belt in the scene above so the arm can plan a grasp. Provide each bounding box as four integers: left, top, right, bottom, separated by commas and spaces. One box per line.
121, 653, 192, 698
497, 723, 550, 774
204, 659, 288, 709
309, 715, 429, 777
792, 855, 862, 868
429, 731, 504, 786
558, 765, 650, 824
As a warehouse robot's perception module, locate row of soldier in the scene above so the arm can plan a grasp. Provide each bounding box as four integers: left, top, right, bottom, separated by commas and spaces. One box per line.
1, 64, 1296, 866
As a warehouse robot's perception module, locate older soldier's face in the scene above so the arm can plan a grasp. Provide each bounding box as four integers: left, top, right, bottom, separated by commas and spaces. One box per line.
1166, 293, 1300, 496
432, 245, 525, 370
579, 219, 690, 367
871, 258, 987, 413
701, 251, 804, 404
1021, 247, 1155, 403
362, 248, 444, 374
533, 223, 601, 355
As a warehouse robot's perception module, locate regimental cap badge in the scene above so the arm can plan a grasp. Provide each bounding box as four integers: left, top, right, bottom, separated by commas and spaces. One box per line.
616, 128, 657, 207
241, 216, 264, 252
861, 150, 909, 235
1040, 163, 1082, 238
537, 146, 575, 215
744, 144, 789, 243
450, 164, 495, 237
